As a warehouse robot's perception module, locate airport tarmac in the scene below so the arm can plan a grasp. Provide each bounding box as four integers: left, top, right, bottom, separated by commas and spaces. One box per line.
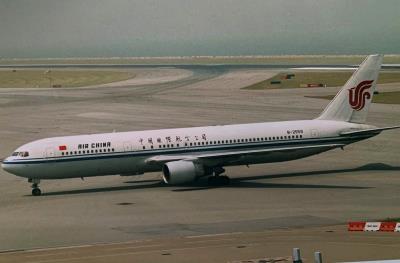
0, 65, 399, 261
1, 225, 400, 263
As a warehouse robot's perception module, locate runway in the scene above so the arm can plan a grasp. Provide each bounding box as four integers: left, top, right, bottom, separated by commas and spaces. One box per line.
0, 65, 399, 261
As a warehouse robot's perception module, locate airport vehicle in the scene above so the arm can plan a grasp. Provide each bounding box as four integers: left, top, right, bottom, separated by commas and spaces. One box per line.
2, 54, 399, 196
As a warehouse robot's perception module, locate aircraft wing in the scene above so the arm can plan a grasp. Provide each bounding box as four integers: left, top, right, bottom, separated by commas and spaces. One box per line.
145, 143, 345, 166
340, 126, 400, 136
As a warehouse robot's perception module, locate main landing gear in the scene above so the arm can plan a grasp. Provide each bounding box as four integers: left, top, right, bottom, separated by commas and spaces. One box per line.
28, 178, 42, 196
207, 167, 230, 186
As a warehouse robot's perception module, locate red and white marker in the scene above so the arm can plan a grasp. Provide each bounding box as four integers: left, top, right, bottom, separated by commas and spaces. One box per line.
348, 222, 400, 232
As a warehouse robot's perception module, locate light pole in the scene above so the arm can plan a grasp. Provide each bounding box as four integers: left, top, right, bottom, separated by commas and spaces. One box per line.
44, 70, 52, 88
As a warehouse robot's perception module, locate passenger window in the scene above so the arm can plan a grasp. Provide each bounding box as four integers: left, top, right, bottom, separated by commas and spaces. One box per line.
143, 146, 146, 150
61, 152, 64, 156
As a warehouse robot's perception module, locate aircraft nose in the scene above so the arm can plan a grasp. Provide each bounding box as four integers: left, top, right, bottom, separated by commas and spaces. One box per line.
1, 158, 14, 173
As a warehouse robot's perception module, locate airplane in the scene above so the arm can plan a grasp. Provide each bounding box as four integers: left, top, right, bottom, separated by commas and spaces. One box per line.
1, 54, 399, 196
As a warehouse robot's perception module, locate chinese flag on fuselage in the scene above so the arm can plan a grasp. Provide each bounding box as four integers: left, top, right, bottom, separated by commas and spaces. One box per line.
59, 145, 67, 151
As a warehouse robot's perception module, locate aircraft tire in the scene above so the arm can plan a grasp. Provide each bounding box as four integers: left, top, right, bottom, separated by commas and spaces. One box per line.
207, 175, 230, 186
32, 188, 42, 196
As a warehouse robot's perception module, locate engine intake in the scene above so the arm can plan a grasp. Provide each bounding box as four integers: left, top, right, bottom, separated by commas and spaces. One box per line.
162, 160, 206, 185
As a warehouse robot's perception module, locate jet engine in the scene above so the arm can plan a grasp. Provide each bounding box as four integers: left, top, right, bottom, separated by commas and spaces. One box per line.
162, 160, 207, 184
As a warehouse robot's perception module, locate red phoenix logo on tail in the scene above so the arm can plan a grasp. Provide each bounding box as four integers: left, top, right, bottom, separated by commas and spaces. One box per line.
348, 80, 374, 111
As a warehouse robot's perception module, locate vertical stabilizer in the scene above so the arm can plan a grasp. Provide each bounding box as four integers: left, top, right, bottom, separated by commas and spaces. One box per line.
317, 54, 383, 123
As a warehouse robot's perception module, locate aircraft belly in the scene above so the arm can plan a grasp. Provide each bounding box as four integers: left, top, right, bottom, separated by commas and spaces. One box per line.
11, 156, 146, 179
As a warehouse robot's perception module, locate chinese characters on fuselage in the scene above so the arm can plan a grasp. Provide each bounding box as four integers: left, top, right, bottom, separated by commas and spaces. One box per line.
138, 134, 207, 145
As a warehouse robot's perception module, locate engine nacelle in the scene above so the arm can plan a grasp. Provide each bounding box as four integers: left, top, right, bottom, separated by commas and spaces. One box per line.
162, 160, 206, 185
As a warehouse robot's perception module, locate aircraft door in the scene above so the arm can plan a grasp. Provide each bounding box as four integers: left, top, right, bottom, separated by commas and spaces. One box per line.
44, 147, 55, 158
311, 129, 319, 138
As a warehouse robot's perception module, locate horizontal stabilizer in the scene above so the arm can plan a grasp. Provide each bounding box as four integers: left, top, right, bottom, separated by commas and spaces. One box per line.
340, 126, 400, 136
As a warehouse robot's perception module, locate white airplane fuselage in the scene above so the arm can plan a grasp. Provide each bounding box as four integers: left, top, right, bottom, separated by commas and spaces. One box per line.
1, 120, 374, 180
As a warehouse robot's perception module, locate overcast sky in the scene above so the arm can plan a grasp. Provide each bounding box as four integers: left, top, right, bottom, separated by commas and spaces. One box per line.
0, 0, 399, 58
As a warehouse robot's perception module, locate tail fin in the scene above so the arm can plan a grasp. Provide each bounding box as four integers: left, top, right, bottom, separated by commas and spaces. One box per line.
317, 54, 383, 123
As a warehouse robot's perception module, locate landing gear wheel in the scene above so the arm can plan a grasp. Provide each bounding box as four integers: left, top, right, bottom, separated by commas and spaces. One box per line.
29, 178, 42, 196
207, 175, 230, 186
32, 188, 42, 196
220, 175, 230, 185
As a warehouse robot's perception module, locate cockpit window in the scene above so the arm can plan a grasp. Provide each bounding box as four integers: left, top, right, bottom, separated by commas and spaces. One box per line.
12, 152, 19, 156
17, 151, 29, 157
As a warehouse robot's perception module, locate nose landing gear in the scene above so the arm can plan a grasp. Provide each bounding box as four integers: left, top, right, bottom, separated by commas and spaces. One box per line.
28, 178, 42, 196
